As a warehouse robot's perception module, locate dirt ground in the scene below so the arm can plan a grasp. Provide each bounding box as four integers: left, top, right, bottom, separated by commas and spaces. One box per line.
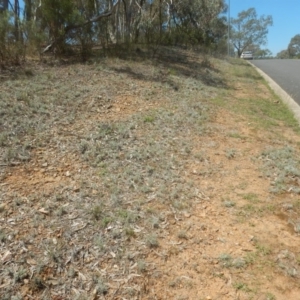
1, 49, 300, 300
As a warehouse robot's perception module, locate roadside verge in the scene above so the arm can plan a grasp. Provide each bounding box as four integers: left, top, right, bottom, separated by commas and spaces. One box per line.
250, 61, 300, 125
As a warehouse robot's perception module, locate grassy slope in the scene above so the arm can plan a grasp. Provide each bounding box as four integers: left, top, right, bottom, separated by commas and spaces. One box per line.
1, 49, 300, 299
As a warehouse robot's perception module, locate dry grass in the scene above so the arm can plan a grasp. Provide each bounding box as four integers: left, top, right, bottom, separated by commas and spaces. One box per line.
1, 48, 300, 299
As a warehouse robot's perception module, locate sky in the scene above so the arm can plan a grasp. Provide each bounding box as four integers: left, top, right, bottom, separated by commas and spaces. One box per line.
228, 0, 300, 56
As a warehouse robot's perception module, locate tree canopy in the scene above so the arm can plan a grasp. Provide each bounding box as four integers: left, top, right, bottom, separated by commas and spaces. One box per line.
288, 34, 300, 58
0, 0, 228, 65
276, 49, 289, 59
230, 7, 273, 57
276, 34, 300, 59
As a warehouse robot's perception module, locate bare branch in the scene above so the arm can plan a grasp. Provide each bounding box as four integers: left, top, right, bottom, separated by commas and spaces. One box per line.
65, 0, 120, 32
40, 0, 120, 54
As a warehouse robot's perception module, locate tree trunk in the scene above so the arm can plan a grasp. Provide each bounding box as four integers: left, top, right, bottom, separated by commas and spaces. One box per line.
14, 0, 20, 41
159, 0, 162, 40
24, 0, 32, 22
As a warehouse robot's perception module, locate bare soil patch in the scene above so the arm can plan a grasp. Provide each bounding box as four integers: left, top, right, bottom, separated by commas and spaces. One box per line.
1, 49, 300, 300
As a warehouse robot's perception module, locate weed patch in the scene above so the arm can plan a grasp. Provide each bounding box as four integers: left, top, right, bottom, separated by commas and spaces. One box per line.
260, 146, 300, 194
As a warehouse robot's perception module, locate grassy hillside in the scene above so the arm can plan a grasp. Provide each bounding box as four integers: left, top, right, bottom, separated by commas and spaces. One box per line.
1, 49, 300, 300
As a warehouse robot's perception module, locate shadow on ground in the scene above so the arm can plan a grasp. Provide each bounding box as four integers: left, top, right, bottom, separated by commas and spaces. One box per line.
0, 45, 228, 89
109, 46, 228, 88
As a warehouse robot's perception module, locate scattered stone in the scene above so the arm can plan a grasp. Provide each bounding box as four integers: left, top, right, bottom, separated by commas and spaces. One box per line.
184, 212, 191, 218
73, 186, 80, 192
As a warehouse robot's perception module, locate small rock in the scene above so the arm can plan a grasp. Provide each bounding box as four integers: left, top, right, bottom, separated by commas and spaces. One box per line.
283, 203, 293, 210
65, 171, 71, 177
73, 186, 80, 192
42, 163, 48, 167
184, 212, 191, 218
47, 279, 59, 286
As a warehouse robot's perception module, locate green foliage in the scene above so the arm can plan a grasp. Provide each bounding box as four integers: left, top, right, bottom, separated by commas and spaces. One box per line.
260, 146, 300, 194
288, 34, 300, 58
167, 0, 227, 47
0, 10, 25, 65
254, 48, 272, 59
0, 0, 228, 63
40, 0, 82, 53
276, 49, 289, 59
230, 8, 273, 56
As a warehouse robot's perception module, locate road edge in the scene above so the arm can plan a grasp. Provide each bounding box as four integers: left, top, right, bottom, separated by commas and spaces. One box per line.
249, 61, 300, 125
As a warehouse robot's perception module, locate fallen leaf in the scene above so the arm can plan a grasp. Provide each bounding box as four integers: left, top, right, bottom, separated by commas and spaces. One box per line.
1, 250, 12, 262
39, 208, 49, 215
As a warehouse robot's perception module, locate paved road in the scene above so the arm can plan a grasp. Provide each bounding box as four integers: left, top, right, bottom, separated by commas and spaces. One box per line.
251, 59, 300, 105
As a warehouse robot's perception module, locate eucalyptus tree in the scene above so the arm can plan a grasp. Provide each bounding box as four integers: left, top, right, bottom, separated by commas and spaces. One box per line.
24, 0, 32, 21
230, 8, 273, 57
288, 34, 300, 58
0, 0, 24, 64
1, 0, 229, 63
167, 0, 226, 46
276, 49, 289, 59
38, 0, 120, 54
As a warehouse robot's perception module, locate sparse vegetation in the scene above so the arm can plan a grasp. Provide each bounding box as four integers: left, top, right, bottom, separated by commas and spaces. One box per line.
1, 49, 300, 299
225, 148, 236, 159
266, 293, 276, 300
233, 282, 252, 292
260, 146, 300, 194
218, 253, 233, 267
145, 234, 159, 248
223, 200, 236, 207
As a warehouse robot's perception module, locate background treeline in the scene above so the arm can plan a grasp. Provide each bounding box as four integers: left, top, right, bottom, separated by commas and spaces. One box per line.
0, 0, 228, 64
276, 34, 300, 59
